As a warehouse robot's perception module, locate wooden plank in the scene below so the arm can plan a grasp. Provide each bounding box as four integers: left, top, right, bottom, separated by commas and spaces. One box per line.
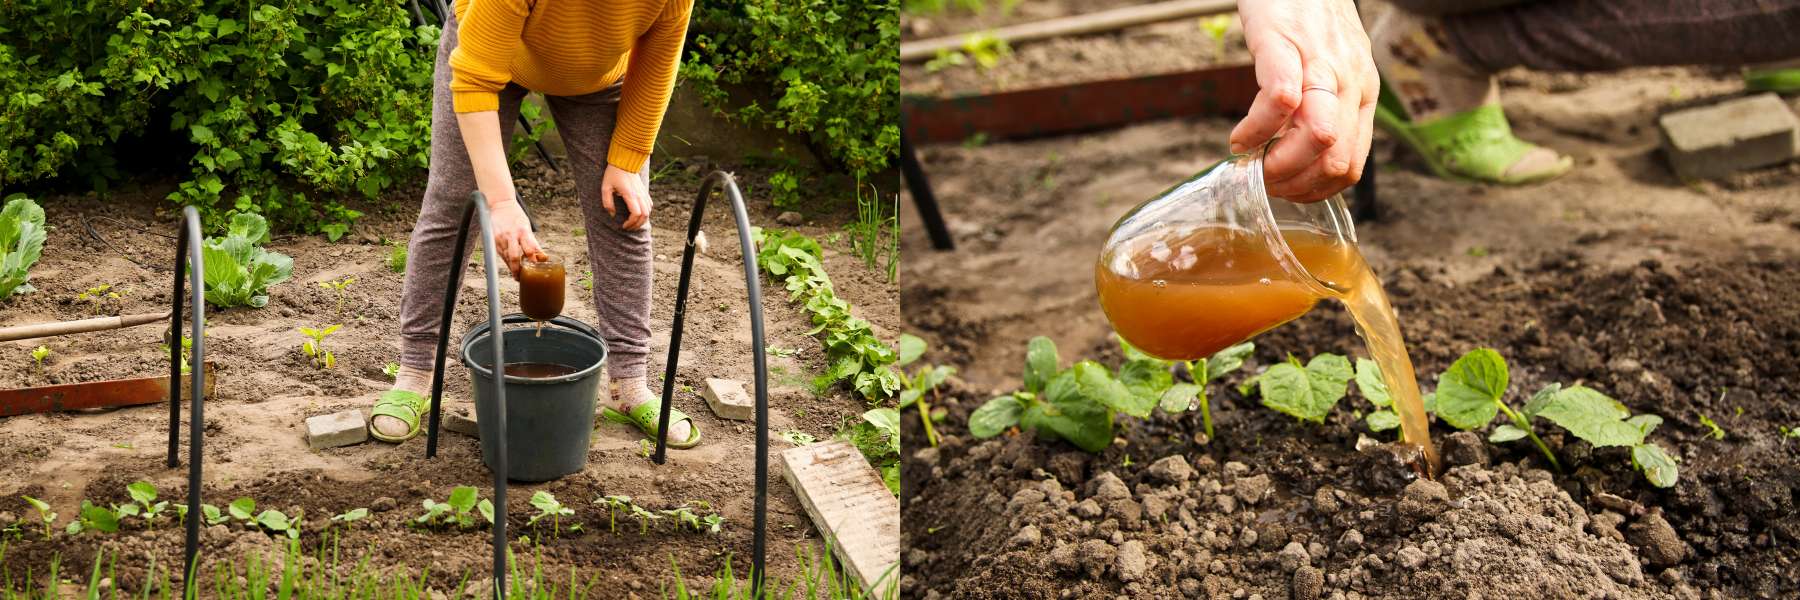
902, 64, 1258, 144
900, 0, 1236, 62
780, 440, 899, 596
0, 362, 217, 417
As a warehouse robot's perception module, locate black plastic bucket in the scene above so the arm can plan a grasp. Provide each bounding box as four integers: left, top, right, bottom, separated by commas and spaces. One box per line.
460, 315, 607, 482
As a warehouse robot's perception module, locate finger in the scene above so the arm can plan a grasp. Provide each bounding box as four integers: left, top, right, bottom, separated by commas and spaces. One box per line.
1315, 74, 1365, 189
520, 231, 545, 262
600, 179, 618, 217
1348, 86, 1378, 188
1232, 37, 1304, 153
625, 193, 648, 231
1262, 72, 1341, 184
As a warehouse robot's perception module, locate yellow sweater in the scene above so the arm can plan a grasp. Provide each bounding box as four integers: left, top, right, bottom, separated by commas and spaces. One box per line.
450, 0, 694, 172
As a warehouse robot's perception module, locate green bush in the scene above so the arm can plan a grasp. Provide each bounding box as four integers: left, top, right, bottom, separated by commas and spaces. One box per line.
0, 0, 437, 238
683, 0, 900, 185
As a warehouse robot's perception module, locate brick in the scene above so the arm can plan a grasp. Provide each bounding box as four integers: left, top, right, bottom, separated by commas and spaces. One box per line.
306, 410, 368, 450
444, 409, 480, 437
701, 377, 754, 421
1659, 93, 1799, 180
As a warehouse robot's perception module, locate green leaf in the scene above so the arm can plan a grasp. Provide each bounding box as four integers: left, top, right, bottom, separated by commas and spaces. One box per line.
1489, 424, 1530, 443
1523, 383, 1560, 419
1434, 348, 1509, 430
1023, 336, 1059, 394
81, 501, 120, 532
1258, 354, 1352, 423
255, 509, 290, 531
896, 334, 926, 366
1354, 358, 1391, 407
862, 407, 902, 456
529, 491, 560, 513
332, 508, 369, 522
127, 481, 157, 505
229, 497, 256, 520
1627, 414, 1663, 436
1159, 383, 1200, 413
1204, 342, 1255, 382
1022, 373, 1113, 453
1117, 335, 1157, 363
1536, 386, 1643, 447
969, 395, 1025, 438
23, 495, 50, 514
448, 486, 478, 513
1118, 359, 1173, 410
1064, 361, 1148, 418
1632, 443, 1678, 488
1365, 410, 1401, 432
478, 499, 495, 524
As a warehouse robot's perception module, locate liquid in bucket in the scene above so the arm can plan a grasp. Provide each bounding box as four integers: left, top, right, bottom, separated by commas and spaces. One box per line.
504, 362, 579, 378
518, 254, 565, 336
1097, 224, 1439, 473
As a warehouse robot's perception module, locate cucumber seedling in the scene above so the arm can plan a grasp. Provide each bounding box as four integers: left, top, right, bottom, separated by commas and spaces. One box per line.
21, 496, 55, 538
896, 333, 954, 448
629, 504, 662, 535
1174, 341, 1253, 441
1432, 348, 1678, 487
1240, 352, 1354, 424
598, 495, 632, 533
29, 345, 49, 370
330, 507, 370, 529
298, 324, 341, 369
417, 486, 493, 529
319, 277, 354, 315
528, 491, 575, 537
127, 481, 170, 529
969, 336, 1197, 453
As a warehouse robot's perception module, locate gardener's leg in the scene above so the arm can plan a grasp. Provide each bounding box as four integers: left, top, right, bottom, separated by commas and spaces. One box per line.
542, 84, 687, 443
1362, 0, 1572, 183
1441, 0, 1800, 72
377, 14, 528, 439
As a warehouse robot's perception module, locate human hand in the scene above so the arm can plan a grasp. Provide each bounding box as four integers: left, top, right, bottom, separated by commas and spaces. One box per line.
485, 196, 544, 278
601, 164, 653, 230
1230, 0, 1378, 202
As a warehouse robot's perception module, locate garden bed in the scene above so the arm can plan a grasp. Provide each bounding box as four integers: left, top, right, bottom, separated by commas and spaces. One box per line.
898, 64, 1800, 598
0, 156, 901, 594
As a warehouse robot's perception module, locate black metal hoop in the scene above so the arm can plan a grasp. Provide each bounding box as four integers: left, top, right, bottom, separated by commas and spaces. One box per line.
652, 171, 770, 594
166, 206, 206, 577
422, 194, 513, 599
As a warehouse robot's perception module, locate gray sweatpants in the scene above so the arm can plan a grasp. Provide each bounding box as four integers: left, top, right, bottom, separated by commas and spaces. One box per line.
1391, 0, 1800, 71
398, 15, 653, 379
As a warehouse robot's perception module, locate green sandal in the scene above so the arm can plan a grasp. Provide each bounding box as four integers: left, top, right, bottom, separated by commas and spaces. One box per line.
1374, 83, 1572, 185
370, 389, 428, 443
601, 401, 703, 449
1745, 67, 1800, 94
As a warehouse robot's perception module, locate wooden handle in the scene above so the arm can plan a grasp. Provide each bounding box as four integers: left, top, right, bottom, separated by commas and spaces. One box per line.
900, 0, 1235, 62
0, 312, 171, 343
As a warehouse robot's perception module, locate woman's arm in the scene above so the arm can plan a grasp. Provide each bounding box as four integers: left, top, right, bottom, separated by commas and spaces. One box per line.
600, 0, 695, 231
450, 0, 541, 273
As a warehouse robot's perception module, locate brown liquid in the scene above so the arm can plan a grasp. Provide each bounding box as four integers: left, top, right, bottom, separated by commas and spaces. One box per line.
518, 258, 566, 322
1097, 225, 1440, 473
504, 362, 580, 378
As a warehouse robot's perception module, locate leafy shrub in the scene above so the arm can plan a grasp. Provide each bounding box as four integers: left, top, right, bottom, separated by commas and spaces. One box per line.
0, 0, 437, 236
683, 0, 900, 184
201, 213, 293, 307
0, 195, 46, 299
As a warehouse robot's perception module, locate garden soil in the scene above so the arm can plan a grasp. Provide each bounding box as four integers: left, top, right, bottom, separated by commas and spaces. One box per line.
0, 157, 901, 594
899, 54, 1800, 599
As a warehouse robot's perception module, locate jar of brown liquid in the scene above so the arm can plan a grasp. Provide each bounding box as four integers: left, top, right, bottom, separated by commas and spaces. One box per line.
518, 254, 565, 321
